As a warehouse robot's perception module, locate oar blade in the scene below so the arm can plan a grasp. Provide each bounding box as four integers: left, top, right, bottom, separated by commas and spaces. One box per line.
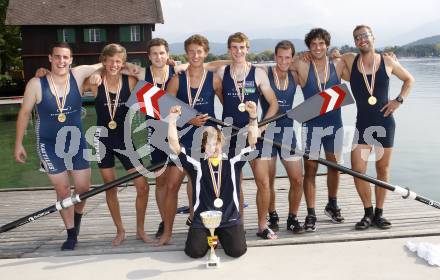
288, 83, 354, 123
127, 81, 198, 127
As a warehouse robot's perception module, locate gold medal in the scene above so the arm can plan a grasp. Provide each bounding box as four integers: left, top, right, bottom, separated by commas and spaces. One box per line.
103, 75, 122, 130
58, 113, 66, 123
208, 159, 223, 209
214, 198, 223, 208
368, 96, 377, 105
209, 157, 219, 167
232, 64, 248, 112
360, 55, 378, 107
108, 120, 117, 130
238, 102, 246, 112
48, 73, 70, 123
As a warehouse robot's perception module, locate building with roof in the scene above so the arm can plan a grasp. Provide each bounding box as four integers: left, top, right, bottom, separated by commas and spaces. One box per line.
5, 0, 164, 81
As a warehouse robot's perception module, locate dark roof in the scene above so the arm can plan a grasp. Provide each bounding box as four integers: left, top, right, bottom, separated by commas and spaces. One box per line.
5, 0, 164, 25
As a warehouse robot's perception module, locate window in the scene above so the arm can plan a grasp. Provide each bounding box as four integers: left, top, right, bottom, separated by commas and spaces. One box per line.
57, 28, 75, 43
83, 28, 107, 43
130, 59, 142, 66
120, 25, 142, 42
130, 25, 141, 42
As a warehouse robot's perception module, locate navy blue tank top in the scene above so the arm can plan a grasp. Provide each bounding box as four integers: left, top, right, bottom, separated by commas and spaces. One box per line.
261, 67, 296, 127
176, 70, 216, 146
95, 74, 131, 137
222, 65, 261, 128
301, 60, 342, 126
350, 54, 394, 128
37, 73, 83, 140
144, 65, 175, 89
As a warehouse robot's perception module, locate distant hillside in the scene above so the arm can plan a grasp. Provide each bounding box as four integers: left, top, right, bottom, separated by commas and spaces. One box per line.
404, 35, 440, 47
169, 38, 307, 55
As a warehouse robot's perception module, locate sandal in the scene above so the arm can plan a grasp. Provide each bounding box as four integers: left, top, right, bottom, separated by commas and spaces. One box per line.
373, 216, 392, 230
256, 227, 278, 240
355, 215, 373, 230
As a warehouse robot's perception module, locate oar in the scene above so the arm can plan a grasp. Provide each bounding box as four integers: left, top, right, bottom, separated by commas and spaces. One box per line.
0, 82, 353, 233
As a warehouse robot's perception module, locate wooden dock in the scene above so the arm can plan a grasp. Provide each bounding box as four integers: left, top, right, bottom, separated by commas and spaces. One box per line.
1, 174, 440, 259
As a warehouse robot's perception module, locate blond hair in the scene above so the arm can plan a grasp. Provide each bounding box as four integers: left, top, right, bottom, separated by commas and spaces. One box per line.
100, 43, 127, 63
227, 32, 250, 48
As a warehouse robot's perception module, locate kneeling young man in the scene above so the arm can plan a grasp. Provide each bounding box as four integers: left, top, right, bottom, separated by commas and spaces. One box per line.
167, 101, 259, 258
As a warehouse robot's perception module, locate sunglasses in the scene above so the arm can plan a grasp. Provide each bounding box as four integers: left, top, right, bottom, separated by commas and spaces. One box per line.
354, 32, 373, 41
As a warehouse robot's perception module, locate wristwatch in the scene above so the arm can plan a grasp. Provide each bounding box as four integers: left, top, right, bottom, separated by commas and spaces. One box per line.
395, 95, 404, 104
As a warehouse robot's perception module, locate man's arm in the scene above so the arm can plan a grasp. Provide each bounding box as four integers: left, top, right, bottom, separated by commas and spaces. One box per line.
340, 53, 357, 81
14, 78, 40, 163
168, 106, 182, 154
380, 56, 415, 117
213, 73, 224, 104
245, 101, 258, 148
121, 62, 146, 81
71, 63, 103, 91
255, 67, 279, 120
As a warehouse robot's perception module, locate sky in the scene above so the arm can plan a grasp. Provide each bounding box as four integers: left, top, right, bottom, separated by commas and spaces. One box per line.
155, 0, 440, 47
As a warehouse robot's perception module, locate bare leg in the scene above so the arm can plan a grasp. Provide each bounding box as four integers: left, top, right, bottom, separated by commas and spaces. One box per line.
99, 168, 125, 246
48, 172, 74, 229
351, 145, 373, 208
282, 158, 303, 215
155, 168, 169, 221
127, 168, 152, 243
157, 165, 185, 245
303, 159, 318, 209
250, 158, 272, 232
374, 147, 393, 209
325, 152, 340, 199
268, 157, 277, 213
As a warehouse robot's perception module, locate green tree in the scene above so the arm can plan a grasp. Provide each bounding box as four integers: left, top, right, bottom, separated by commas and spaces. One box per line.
0, 0, 23, 86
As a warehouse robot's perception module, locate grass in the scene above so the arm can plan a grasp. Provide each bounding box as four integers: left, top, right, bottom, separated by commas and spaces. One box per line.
0, 104, 153, 189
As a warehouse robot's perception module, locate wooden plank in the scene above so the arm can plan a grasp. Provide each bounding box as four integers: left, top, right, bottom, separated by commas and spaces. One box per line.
0, 174, 439, 259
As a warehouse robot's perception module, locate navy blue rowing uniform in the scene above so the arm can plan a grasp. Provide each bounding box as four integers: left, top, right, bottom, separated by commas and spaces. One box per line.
222, 65, 261, 156
144, 65, 175, 165
171, 147, 253, 228
301, 60, 343, 157
175, 70, 216, 154
258, 67, 298, 159
36, 73, 89, 174
94, 74, 142, 170
350, 54, 395, 148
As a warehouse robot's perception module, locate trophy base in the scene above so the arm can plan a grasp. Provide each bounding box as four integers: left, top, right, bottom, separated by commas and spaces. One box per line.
206, 256, 220, 268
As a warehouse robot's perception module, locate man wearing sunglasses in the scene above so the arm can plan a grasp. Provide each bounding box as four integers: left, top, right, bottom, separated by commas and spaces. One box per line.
339, 25, 414, 230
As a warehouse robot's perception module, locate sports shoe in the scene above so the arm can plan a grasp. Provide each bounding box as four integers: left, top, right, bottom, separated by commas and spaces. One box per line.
267, 211, 279, 231
304, 215, 317, 232
324, 204, 345, 223
287, 217, 305, 234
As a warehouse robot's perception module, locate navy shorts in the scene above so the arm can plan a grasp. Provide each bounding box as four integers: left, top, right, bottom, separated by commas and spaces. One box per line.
301, 123, 344, 158
38, 136, 90, 175
255, 126, 299, 160
355, 121, 395, 148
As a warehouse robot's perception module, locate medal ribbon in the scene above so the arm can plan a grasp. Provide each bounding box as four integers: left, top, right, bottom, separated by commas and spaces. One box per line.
273, 66, 288, 91
186, 68, 207, 108
311, 57, 329, 92
103, 75, 122, 123
231, 63, 248, 104
360, 55, 377, 97
208, 159, 222, 199
151, 66, 169, 90
48, 73, 70, 115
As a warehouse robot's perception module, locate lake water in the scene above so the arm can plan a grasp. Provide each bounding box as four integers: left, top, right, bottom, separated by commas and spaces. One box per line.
0, 58, 439, 201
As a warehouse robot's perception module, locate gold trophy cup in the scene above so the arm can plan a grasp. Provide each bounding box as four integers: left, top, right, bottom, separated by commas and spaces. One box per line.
200, 210, 223, 268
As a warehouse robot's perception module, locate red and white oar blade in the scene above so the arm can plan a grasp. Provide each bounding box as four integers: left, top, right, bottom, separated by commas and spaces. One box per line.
288, 83, 354, 123
133, 82, 166, 119
129, 81, 198, 126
